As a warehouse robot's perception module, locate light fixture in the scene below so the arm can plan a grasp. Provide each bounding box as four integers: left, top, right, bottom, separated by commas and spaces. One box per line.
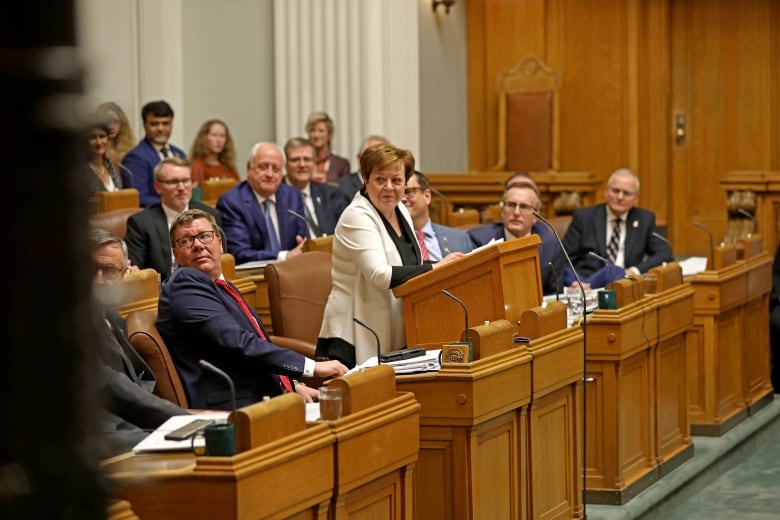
432, 0, 455, 14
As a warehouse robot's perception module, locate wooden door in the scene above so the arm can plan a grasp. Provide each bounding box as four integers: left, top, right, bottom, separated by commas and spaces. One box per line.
669, 0, 779, 256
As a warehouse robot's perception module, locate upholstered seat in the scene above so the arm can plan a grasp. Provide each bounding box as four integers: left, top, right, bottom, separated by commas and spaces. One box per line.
88, 207, 142, 239
126, 310, 188, 408
202, 178, 237, 207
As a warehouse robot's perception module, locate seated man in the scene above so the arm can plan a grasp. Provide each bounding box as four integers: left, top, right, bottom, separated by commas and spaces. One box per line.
91, 228, 188, 457
468, 182, 565, 295
156, 209, 347, 409
217, 142, 307, 263
125, 157, 222, 281
561, 168, 673, 288
402, 171, 474, 260
283, 137, 350, 236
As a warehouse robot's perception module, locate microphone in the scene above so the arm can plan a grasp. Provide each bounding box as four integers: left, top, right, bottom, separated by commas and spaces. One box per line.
588, 251, 615, 290
737, 208, 755, 234
692, 221, 715, 269
548, 261, 560, 300
441, 289, 470, 345
531, 209, 589, 514
353, 317, 381, 364
288, 208, 323, 238
651, 231, 671, 245
199, 359, 237, 423
428, 186, 451, 226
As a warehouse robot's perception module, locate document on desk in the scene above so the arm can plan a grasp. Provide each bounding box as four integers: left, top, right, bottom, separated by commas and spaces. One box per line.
132, 413, 230, 453
348, 349, 442, 375
678, 256, 708, 276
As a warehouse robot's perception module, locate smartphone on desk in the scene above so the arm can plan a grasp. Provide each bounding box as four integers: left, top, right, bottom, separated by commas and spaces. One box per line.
380, 347, 426, 363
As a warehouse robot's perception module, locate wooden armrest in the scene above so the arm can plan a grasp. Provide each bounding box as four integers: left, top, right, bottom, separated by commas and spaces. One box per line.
270, 335, 316, 358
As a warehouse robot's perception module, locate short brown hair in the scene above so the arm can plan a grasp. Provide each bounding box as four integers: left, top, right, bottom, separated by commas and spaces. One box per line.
359, 143, 415, 184
169, 209, 219, 245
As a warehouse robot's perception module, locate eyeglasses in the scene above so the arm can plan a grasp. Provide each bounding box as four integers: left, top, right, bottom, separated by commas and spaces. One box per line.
404, 187, 427, 197
250, 162, 282, 173
160, 178, 192, 187
94, 264, 123, 281
503, 201, 536, 213
607, 187, 636, 197
174, 230, 218, 249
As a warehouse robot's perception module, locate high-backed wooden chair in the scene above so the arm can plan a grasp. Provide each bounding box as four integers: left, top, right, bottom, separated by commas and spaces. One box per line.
91, 188, 140, 214
450, 208, 482, 229
304, 235, 334, 253
126, 310, 189, 408
202, 178, 238, 207
113, 268, 160, 319
491, 54, 561, 172
88, 207, 142, 239
264, 251, 332, 349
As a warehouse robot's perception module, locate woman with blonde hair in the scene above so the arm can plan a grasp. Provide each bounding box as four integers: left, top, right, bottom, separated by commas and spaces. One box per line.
96, 101, 136, 164
305, 111, 351, 183
189, 119, 240, 186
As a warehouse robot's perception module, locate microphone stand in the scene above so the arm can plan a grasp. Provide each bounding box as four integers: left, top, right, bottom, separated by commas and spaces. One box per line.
353, 317, 382, 365
288, 208, 323, 239
441, 289, 470, 345
199, 359, 237, 424
651, 231, 671, 246
693, 221, 715, 270
548, 262, 560, 300
588, 251, 615, 290
533, 210, 589, 516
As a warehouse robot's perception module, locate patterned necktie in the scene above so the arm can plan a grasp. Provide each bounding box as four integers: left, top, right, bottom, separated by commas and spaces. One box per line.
415, 230, 430, 261
302, 192, 323, 237
160, 145, 171, 158
215, 279, 294, 393
607, 218, 621, 263
263, 199, 281, 254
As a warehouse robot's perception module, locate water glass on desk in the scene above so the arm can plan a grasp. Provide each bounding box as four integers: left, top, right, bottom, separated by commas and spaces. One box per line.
319, 386, 342, 421
565, 286, 585, 320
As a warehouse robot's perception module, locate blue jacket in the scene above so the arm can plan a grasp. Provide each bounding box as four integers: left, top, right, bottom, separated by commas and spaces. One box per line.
121, 139, 186, 207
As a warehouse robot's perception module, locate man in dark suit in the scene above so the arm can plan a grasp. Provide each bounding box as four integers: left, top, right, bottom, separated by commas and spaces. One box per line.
337, 134, 389, 200
217, 142, 308, 264
91, 228, 188, 456
283, 137, 349, 236
561, 168, 673, 287
156, 209, 347, 409
468, 181, 566, 295
121, 100, 186, 207
125, 157, 222, 281
403, 171, 474, 260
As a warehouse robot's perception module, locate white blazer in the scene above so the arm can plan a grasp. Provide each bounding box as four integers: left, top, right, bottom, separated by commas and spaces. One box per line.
318, 193, 419, 364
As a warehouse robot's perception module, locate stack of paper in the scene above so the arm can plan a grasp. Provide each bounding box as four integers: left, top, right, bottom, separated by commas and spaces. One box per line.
348, 349, 442, 375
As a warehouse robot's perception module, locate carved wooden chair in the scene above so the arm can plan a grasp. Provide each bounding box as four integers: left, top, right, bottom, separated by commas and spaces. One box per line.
91, 188, 140, 214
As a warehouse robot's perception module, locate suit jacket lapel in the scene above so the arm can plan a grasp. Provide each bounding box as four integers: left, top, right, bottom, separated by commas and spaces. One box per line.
594, 205, 608, 256
152, 206, 173, 274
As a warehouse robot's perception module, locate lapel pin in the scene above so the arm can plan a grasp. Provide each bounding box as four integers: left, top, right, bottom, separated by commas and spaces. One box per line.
632, 220, 638, 228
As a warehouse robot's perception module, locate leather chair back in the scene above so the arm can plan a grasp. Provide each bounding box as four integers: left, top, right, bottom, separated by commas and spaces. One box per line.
91, 188, 140, 214
89, 207, 142, 239
126, 310, 188, 408
264, 251, 332, 345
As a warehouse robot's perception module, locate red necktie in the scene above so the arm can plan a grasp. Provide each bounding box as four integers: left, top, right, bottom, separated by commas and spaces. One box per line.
215, 279, 294, 393
415, 230, 430, 261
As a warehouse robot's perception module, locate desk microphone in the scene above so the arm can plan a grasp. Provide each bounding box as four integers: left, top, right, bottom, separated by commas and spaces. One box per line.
199, 359, 237, 423
353, 317, 381, 364
692, 221, 715, 269
533, 210, 589, 514
651, 231, 671, 246
441, 290, 470, 344
548, 261, 560, 300
588, 251, 615, 290
288, 208, 323, 238
737, 208, 756, 234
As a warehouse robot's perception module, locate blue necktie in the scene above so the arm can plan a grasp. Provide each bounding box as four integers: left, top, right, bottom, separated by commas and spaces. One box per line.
263, 199, 280, 254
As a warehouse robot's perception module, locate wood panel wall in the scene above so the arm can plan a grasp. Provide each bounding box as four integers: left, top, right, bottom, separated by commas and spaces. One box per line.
467, 0, 779, 257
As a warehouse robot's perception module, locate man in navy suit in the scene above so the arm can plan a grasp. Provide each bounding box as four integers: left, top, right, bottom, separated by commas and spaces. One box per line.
283, 137, 349, 236
337, 134, 389, 200
561, 168, 673, 287
122, 100, 186, 207
217, 142, 308, 263
403, 171, 474, 260
468, 181, 566, 295
156, 209, 347, 409
125, 157, 222, 281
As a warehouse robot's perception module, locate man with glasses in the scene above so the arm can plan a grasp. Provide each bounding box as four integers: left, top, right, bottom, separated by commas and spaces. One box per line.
283, 137, 349, 237
122, 100, 187, 206
91, 228, 189, 456
469, 181, 565, 295
157, 209, 348, 409
561, 168, 673, 288
126, 157, 222, 281
217, 142, 308, 263
402, 171, 474, 261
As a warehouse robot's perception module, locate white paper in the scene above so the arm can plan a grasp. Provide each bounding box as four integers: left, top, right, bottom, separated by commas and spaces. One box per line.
132, 413, 230, 453
305, 402, 321, 422
678, 256, 709, 276
348, 349, 442, 375
469, 238, 503, 254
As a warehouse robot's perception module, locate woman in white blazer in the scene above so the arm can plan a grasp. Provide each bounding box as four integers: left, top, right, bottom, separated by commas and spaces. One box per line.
316, 143, 464, 367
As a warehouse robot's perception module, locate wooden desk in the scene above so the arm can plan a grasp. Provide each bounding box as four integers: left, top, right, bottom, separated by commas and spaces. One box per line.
103, 396, 335, 519
396, 347, 533, 519
393, 236, 543, 346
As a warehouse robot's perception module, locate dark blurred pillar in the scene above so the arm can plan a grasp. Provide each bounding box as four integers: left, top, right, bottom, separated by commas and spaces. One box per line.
0, 1, 106, 518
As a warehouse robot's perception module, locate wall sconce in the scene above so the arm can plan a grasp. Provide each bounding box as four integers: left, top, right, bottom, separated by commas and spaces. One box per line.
432, 0, 455, 14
